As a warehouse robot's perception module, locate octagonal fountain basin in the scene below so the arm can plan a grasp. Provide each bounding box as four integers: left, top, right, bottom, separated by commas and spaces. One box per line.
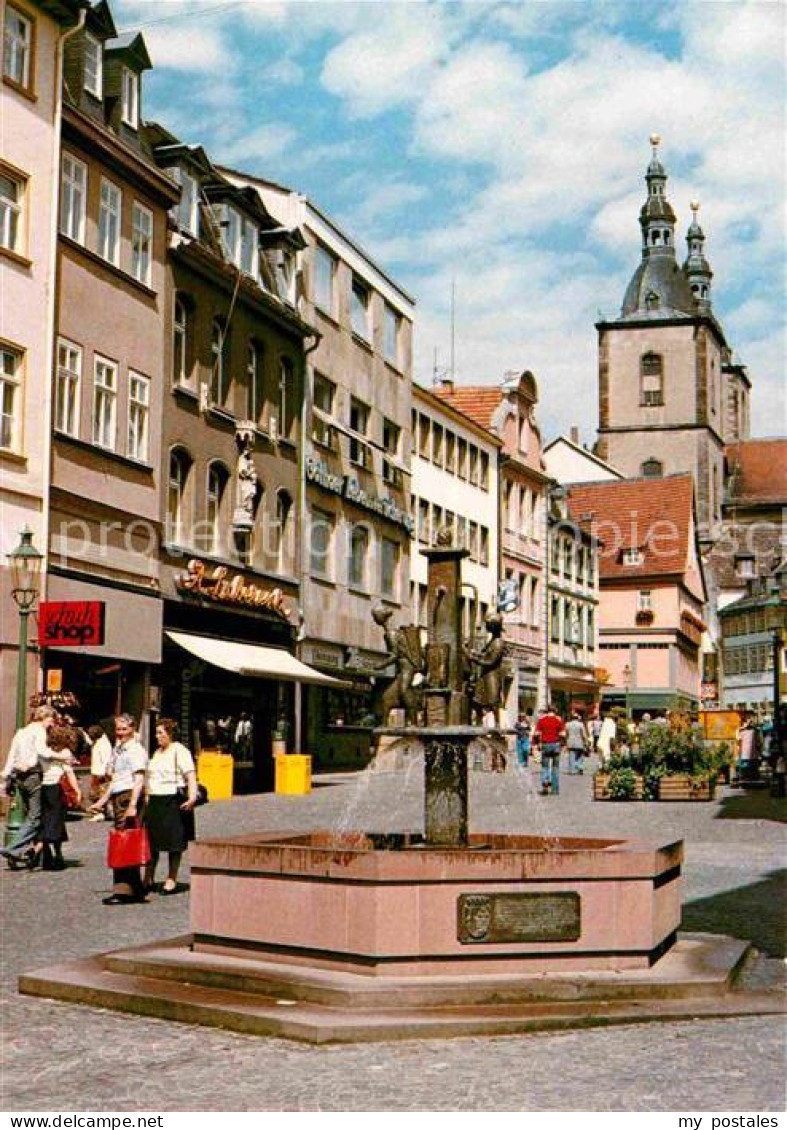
190, 832, 684, 976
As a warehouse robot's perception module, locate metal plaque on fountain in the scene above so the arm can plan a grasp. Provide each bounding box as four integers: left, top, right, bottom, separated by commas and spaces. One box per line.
457, 892, 581, 944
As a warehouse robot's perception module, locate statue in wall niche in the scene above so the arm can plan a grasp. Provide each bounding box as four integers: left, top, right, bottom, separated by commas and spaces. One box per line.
464, 612, 507, 726
233, 424, 260, 532
371, 605, 424, 726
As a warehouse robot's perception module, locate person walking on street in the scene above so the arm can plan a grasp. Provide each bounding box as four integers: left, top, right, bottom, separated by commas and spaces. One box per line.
143, 719, 198, 895
596, 711, 617, 767
534, 705, 565, 795
89, 713, 148, 904
87, 725, 112, 818
34, 724, 79, 871
565, 710, 589, 774
515, 710, 533, 769
0, 706, 55, 869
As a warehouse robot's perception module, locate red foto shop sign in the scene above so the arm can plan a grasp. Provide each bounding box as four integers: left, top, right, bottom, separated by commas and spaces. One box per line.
39, 601, 106, 648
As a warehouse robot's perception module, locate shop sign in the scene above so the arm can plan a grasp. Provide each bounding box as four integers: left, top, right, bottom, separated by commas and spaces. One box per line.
701, 681, 719, 704
38, 601, 106, 647
309, 646, 342, 669
305, 457, 414, 536
176, 559, 290, 619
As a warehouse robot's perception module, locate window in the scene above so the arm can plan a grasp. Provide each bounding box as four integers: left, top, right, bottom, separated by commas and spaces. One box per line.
432, 423, 443, 466
0, 169, 23, 254
279, 356, 294, 440
468, 520, 479, 562
83, 33, 102, 97
205, 463, 228, 555
313, 244, 335, 314
246, 342, 264, 423
563, 539, 573, 580
381, 537, 400, 600
456, 437, 467, 478
531, 577, 539, 627
349, 397, 370, 467
131, 202, 153, 286
550, 596, 560, 642
445, 430, 455, 473
383, 303, 400, 366
641, 457, 663, 478
313, 372, 335, 415
98, 178, 121, 266
563, 600, 575, 645
638, 590, 652, 612
622, 547, 643, 566
216, 204, 241, 265
55, 340, 81, 436
468, 445, 478, 486
168, 166, 198, 235
640, 353, 664, 407
479, 451, 489, 490
210, 320, 230, 406
418, 498, 429, 544
310, 507, 334, 579
274, 490, 293, 572
350, 277, 370, 340
60, 153, 86, 243
480, 525, 489, 566
0, 346, 22, 451
121, 66, 139, 128
275, 248, 296, 304
551, 533, 560, 573
735, 556, 755, 579
418, 413, 430, 459
3, 5, 32, 88
167, 449, 192, 546
239, 215, 258, 279
587, 607, 595, 648
92, 356, 117, 450
172, 295, 190, 386
383, 417, 400, 457
349, 525, 369, 590
127, 371, 150, 461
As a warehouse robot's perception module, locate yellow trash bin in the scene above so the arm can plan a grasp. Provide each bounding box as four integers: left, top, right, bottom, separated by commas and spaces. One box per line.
197, 750, 234, 801
275, 753, 311, 795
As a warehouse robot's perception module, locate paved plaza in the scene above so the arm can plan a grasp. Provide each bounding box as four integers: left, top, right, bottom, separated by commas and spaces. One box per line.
1, 763, 785, 1112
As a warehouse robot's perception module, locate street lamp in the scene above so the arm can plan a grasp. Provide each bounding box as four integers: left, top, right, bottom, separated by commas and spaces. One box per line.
543, 482, 567, 710
5, 527, 43, 846
622, 662, 632, 722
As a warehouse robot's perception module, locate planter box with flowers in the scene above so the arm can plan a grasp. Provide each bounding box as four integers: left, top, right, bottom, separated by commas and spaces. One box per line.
656, 774, 715, 801
635, 609, 655, 626
593, 767, 644, 801
639, 718, 727, 803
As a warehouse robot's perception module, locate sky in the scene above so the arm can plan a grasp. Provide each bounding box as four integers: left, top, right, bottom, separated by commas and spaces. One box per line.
115, 0, 786, 444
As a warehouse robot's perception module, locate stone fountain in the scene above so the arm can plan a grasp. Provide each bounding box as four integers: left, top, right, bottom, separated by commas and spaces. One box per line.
20, 534, 778, 1040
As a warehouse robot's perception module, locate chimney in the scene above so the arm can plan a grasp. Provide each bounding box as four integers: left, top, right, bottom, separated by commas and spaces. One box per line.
570, 425, 580, 445
439, 377, 454, 393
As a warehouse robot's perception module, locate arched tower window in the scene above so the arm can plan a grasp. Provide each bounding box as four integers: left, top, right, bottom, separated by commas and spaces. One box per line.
641, 458, 663, 479
640, 353, 664, 406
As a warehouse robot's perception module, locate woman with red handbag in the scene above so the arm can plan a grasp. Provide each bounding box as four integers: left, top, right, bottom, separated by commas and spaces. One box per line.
89, 713, 149, 904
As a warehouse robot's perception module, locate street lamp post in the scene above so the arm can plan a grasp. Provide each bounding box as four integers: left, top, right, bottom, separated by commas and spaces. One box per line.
771, 627, 784, 797
5, 527, 43, 845
623, 662, 632, 723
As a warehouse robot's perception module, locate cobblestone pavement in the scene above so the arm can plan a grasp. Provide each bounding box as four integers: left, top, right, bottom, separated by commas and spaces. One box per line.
1, 763, 785, 1112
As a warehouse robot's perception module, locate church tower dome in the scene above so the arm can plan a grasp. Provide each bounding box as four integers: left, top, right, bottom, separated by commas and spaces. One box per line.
620, 136, 697, 319
683, 200, 713, 309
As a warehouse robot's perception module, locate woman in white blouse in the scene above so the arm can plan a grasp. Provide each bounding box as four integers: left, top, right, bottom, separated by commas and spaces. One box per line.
144, 718, 198, 894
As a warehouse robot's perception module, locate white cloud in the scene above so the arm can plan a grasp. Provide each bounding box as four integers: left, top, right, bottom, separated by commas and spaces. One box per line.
218, 122, 297, 166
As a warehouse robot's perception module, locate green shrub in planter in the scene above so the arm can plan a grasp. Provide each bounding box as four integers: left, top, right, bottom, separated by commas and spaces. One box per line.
607, 766, 639, 800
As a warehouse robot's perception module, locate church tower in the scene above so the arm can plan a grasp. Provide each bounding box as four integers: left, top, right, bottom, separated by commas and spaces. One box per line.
595, 136, 746, 548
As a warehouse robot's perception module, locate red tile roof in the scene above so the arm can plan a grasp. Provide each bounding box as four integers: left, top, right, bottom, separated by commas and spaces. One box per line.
433, 385, 503, 432
566, 474, 695, 580
725, 438, 787, 505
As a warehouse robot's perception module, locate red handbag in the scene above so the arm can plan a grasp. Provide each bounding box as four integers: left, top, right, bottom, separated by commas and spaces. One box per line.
107, 823, 151, 869
59, 774, 82, 810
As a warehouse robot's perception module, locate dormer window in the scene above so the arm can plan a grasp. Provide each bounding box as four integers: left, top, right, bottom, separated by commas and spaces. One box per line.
121, 66, 139, 128
641, 457, 663, 478
216, 203, 258, 279
240, 215, 258, 280
622, 548, 643, 566
168, 166, 198, 236
84, 34, 103, 98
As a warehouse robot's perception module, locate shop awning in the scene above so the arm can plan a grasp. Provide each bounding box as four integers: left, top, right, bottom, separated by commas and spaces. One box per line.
165, 631, 349, 687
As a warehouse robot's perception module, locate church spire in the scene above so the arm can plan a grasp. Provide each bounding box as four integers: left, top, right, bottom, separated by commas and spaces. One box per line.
683, 200, 713, 309
639, 134, 677, 258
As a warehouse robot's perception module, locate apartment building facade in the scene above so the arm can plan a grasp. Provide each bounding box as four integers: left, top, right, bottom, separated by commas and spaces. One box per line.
221, 168, 415, 767
410, 382, 501, 639
0, 0, 81, 750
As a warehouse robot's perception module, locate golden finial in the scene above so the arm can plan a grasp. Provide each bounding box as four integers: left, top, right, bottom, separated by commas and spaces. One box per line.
690, 199, 700, 215
650, 133, 661, 149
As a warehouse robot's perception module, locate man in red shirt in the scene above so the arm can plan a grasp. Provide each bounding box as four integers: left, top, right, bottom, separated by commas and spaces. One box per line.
534, 705, 565, 795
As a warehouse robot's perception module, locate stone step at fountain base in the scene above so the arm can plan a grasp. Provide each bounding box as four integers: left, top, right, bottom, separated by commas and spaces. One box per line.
20, 934, 785, 1044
